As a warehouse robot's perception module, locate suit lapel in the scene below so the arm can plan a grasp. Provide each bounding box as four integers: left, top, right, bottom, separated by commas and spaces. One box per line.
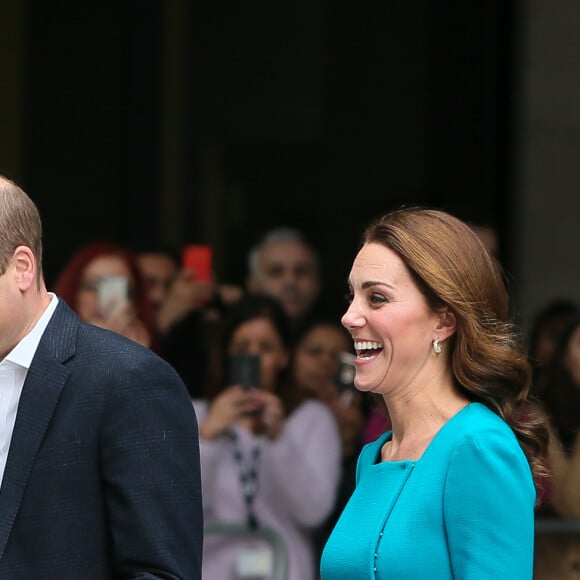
0, 301, 76, 559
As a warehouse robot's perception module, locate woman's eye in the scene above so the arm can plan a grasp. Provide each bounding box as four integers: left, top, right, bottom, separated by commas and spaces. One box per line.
370, 294, 388, 305
260, 342, 279, 354
306, 346, 324, 357
230, 346, 248, 355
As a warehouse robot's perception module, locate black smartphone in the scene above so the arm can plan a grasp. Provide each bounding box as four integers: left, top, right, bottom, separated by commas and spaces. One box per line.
227, 354, 261, 390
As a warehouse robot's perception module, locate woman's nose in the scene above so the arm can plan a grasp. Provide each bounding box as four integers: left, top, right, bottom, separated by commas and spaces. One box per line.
341, 301, 364, 330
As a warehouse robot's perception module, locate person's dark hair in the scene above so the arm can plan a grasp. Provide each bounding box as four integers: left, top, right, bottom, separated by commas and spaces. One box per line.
363, 207, 550, 494
535, 315, 580, 455
290, 313, 348, 350
528, 299, 580, 368
131, 242, 181, 267
204, 293, 307, 414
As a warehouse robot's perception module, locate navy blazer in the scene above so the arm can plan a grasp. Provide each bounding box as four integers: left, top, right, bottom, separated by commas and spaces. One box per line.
0, 300, 203, 579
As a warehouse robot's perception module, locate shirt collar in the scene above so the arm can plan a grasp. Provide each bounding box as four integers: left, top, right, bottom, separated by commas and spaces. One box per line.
5, 293, 59, 369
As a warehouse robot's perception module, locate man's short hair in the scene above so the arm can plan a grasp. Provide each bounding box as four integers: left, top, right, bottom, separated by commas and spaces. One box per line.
0, 176, 43, 279
247, 227, 319, 279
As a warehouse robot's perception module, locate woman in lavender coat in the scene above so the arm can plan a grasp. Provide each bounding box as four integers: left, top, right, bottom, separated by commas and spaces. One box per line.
193, 294, 342, 580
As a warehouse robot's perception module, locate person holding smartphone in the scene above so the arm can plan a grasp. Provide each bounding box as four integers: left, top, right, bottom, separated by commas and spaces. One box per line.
193, 294, 342, 580
54, 241, 156, 349
290, 319, 365, 459
288, 317, 367, 572
134, 243, 243, 398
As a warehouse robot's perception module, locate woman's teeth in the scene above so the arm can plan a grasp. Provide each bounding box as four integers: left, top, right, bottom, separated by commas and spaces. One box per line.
354, 341, 384, 359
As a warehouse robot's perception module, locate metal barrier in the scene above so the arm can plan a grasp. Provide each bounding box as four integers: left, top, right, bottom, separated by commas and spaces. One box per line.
535, 518, 580, 534
534, 518, 580, 579
204, 521, 289, 580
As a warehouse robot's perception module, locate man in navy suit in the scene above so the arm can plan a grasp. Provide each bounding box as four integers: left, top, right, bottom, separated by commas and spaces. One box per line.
0, 175, 203, 578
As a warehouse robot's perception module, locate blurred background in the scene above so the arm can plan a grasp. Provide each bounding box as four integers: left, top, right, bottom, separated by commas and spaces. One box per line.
0, 0, 578, 332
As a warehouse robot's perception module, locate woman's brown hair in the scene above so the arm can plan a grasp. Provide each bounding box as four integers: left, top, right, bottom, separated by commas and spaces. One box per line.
363, 207, 549, 495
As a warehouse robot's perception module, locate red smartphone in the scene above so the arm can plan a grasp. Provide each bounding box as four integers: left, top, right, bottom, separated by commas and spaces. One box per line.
182, 244, 213, 282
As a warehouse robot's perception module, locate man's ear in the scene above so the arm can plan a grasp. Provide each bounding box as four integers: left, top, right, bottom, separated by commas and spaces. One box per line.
435, 309, 456, 342
13, 246, 36, 291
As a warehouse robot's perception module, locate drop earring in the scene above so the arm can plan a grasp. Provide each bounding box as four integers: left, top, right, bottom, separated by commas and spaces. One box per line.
432, 339, 442, 355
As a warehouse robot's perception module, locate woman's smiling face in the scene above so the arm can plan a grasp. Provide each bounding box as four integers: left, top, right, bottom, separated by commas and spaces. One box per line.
341, 242, 442, 397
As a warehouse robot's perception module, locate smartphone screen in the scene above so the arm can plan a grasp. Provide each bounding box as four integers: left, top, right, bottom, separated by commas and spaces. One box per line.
228, 354, 261, 389
182, 244, 213, 282
97, 276, 129, 311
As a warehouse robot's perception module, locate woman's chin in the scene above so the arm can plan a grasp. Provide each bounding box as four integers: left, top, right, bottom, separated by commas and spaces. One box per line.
354, 379, 372, 393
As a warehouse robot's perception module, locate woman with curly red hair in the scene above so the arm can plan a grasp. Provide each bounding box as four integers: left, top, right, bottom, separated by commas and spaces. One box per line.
54, 241, 157, 350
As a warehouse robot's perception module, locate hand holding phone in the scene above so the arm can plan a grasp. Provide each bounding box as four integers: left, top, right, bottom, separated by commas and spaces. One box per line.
335, 352, 356, 392
182, 244, 213, 282
334, 351, 357, 406
228, 354, 261, 390
97, 275, 129, 312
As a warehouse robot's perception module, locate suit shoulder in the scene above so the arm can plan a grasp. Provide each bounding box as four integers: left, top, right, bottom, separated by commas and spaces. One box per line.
76, 322, 180, 379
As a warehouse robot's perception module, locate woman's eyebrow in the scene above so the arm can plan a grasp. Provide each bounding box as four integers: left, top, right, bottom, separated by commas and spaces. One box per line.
361, 280, 395, 290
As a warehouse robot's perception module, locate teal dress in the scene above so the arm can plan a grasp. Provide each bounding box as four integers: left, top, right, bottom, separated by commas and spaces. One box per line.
320, 403, 535, 579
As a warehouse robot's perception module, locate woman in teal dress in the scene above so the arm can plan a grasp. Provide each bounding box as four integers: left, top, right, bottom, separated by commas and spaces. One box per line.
320, 208, 550, 579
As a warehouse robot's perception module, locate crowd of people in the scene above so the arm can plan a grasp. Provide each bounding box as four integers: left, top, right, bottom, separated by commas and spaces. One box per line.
2, 172, 579, 578
44, 223, 363, 578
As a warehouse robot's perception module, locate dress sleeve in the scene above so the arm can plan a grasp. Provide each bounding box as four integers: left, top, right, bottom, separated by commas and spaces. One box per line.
263, 401, 342, 527
443, 429, 536, 579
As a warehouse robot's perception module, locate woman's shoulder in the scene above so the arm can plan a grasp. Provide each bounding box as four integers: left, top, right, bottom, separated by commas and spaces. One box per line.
441, 403, 536, 505
432, 402, 527, 465
448, 402, 516, 439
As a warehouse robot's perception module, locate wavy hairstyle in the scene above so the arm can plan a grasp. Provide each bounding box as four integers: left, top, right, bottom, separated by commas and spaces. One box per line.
363, 207, 549, 493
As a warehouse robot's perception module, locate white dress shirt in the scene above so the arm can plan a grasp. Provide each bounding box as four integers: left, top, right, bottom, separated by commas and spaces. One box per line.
0, 293, 58, 484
